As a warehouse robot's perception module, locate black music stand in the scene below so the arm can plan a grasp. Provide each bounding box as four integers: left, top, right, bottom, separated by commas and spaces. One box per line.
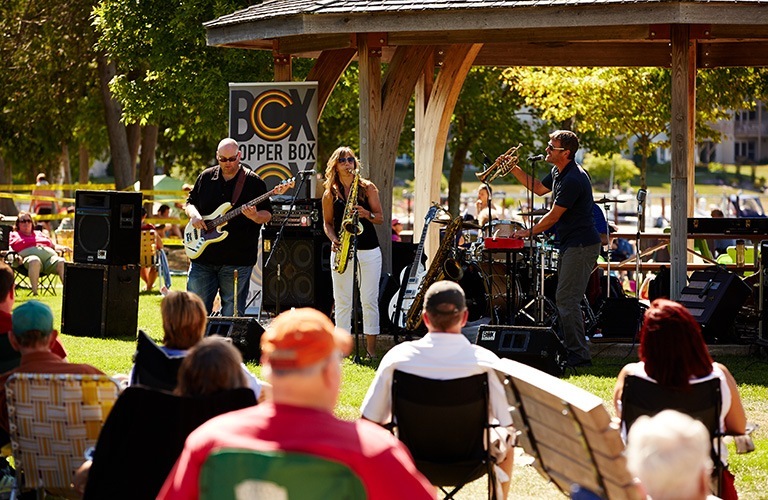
349, 210, 365, 364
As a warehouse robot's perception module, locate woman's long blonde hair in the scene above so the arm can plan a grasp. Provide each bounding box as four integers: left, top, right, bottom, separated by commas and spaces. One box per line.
323, 146, 370, 202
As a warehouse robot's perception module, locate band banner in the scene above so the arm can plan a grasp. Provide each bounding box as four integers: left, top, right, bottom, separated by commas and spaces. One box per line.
228, 82, 318, 194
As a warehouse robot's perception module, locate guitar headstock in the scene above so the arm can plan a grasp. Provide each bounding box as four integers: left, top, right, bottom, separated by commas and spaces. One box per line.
274, 177, 296, 195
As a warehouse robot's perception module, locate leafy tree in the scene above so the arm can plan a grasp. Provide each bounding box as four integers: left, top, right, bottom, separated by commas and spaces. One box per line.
582, 153, 640, 190
447, 67, 536, 217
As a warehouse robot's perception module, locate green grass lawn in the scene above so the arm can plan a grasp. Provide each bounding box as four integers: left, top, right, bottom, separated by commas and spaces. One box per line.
17, 276, 768, 499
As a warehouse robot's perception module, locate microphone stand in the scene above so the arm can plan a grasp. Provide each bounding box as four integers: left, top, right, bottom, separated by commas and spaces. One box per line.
528, 155, 540, 320
350, 209, 364, 364
255, 172, 312, 322
635, 191, 646, 299
484, 181, 493, 239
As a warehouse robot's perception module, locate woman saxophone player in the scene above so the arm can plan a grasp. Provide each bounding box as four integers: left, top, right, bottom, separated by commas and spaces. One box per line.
322, 147, 383, 359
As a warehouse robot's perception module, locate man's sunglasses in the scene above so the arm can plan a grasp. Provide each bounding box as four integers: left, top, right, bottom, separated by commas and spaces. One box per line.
218, 155, 238, 163
546, 142, 566, 151
338, 157, 355, 164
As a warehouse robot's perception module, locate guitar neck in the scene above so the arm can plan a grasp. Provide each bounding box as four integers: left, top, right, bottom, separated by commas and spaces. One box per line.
407, 212, 435, 280
209, 189, 275, 229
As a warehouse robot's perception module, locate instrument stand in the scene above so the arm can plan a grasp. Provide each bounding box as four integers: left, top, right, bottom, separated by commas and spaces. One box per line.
516, 240, 558, 326
603, 200, 613, 299
255, 172, 312, 322
350, 210, 365, 365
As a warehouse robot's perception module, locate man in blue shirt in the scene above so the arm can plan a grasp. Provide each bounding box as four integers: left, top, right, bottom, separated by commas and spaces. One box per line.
508, 130, 600, 367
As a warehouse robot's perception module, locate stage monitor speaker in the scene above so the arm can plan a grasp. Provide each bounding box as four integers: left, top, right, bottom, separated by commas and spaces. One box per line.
74, 190, 142, 265
205, 316, 265, 362
596, 297, 643, 341
261, 229, 332, 316
61, 263, 139, 337
678, 268, 751, 343
476, 324, 566, 377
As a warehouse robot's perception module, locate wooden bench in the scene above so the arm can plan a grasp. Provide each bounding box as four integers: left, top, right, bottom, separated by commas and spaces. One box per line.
494, 359, 641, 499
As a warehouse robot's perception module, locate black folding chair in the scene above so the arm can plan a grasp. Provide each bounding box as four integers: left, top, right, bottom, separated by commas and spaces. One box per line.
389, 370, 497, 499
84, 385, 257, 499
621, 375, 723, 496
5, 251, 58, 296
130, 329, 185, 392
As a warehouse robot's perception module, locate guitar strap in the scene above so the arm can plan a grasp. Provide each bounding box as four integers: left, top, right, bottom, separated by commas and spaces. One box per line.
231, 166, 247, 205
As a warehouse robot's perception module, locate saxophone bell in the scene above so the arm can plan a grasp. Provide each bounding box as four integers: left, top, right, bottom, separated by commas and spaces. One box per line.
342, 210, 364, 235
443, 258, 464, 282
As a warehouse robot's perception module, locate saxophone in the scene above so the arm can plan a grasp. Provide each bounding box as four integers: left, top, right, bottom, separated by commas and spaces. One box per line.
405, 216, 464, 332
333, 170, 363, 274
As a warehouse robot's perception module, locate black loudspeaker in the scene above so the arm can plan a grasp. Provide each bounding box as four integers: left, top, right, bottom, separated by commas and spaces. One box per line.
678, 268, 751, 343
61, 263, 139, 337
261, 229, 332, 316
596, 297, 643, 341
205, 316, 265, 362
0, 225, 9, 252
74, 190, 142, 265
476, 325, 566, 377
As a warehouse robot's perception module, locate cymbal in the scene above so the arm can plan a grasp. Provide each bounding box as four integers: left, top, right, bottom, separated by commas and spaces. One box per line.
594, 196, 627, 204
433, 219, 482, 230
518, 208, 549, 216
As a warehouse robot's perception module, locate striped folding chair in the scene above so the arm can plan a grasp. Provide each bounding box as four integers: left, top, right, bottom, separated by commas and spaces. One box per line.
5, 373, 120, 499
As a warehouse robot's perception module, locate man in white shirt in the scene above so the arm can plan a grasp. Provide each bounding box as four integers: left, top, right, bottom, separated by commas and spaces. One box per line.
361, 280, 515, 498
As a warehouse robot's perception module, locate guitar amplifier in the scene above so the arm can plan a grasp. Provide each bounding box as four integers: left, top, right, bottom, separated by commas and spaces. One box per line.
266, 198, 322, 231
677, 268, 751, 343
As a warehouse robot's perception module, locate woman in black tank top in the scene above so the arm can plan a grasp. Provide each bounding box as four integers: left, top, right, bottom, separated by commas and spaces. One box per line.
322, 147, 383, 359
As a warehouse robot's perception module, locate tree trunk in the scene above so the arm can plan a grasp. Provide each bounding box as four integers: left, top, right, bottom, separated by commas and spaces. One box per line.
78, 144, 90, 184
60, 142, 72, 202
448, 144, 468, 218
0, 156, 18, 216
96, 52, 133, 190
139, 124, 159, 211
127, 123, 141, 173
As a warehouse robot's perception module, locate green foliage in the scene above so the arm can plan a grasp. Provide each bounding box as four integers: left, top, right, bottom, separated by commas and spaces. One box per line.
582, 153, 640, 190
94, 0, 276, 180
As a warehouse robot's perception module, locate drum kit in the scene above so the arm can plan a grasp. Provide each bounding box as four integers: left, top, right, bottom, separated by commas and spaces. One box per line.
432, 217, 563, 325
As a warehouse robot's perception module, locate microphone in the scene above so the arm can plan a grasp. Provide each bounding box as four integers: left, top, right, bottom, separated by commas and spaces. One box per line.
636, 188, 647, 214
478, 149, 493, 167
297, 169, 315, 176
528, 154, 545, 162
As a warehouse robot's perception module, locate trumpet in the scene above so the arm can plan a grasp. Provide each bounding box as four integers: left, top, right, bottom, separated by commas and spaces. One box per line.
476, 143, 523, 184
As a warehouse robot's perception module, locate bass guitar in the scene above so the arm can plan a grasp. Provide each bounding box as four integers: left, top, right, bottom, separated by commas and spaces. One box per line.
388, 205, 438, 327
183, 177, 295, 259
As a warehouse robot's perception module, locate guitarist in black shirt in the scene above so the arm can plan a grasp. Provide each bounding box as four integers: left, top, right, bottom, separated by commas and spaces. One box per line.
185, 138, 286, 316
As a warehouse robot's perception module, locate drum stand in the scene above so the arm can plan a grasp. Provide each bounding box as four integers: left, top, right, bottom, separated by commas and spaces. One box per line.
516, 239, 558, 326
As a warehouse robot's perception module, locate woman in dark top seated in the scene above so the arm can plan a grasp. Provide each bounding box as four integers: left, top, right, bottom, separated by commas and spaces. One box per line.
81, 337, 256, 499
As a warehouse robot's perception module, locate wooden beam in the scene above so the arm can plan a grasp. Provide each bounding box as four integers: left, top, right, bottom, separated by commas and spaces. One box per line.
357, 31, 382, 214
699, 42, 768, 68
669, 25, 697, 301
306, 48, 357, 116
474, 42, 672, 67
414, 44, 483, 262
275, 33, 355, 54
388, 25, 653, 45
375, 46, 434, 273
272, 48, 292, 82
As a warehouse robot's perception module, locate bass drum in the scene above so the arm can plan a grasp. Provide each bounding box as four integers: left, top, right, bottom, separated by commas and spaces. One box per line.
457, 262, 490, 321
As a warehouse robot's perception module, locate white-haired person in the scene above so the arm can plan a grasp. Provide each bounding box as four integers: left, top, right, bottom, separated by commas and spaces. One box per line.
626, 410, 718, 500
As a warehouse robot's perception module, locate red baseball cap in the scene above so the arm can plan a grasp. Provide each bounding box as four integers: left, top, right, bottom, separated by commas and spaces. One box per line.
261, 308, 352, 370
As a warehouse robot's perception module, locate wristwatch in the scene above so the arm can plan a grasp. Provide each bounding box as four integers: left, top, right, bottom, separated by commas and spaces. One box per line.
370, 212, 376, 220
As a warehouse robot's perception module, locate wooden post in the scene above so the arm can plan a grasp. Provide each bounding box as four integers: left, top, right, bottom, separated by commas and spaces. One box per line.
670, 25, 697, 300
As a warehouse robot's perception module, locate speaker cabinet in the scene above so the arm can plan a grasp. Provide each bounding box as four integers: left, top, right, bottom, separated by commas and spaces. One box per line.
476, 324, 567, 377
205, 316, 265, 362
74, 190, 142, 265
678, 268, 751, 343
596, 297, 643, 341
760, 241, 768, 346
61, 263, 139, 337
261, 229, 332, 316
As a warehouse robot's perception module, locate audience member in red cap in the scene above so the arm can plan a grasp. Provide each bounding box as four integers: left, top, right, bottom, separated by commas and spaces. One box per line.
159, 307, 435, 500
361, 280, 516, 499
